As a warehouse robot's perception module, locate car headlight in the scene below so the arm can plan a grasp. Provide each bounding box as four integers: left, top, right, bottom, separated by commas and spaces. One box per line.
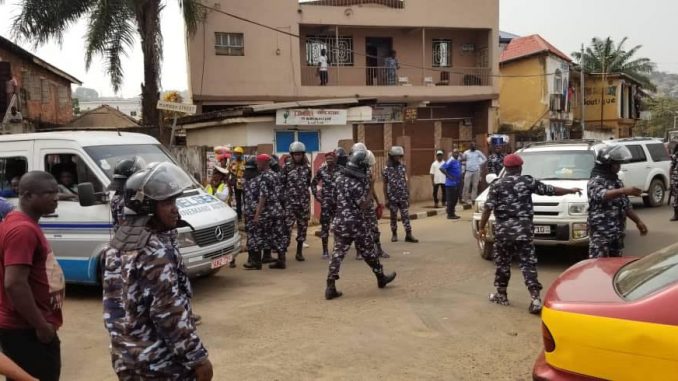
474, 201, 485, 213
568, 202, 588, 216
176, 231, 197, 248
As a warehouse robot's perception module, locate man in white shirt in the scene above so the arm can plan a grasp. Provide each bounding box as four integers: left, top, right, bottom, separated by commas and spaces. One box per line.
317, 49, 329, 86
462, 142, 487, 208
429, 150, 447, 208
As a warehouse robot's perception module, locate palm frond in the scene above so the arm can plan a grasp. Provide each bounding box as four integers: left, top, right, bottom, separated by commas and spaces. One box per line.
180, 0, 206, 36
11, 0, 96, 46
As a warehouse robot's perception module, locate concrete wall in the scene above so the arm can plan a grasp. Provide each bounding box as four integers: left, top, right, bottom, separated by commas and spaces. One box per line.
499, 56, 547, 131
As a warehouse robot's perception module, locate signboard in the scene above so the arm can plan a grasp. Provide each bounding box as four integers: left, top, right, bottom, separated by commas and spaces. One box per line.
276, 109, 348, 126
156, 100, 197, 115
365, 104, 404, 124
404, 107, 418, 123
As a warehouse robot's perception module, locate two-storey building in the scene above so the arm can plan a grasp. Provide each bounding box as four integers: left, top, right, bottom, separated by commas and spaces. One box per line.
181, 0, 499, 200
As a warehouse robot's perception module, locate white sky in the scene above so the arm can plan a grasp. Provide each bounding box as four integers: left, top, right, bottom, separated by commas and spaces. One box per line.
1, 0, 675, 98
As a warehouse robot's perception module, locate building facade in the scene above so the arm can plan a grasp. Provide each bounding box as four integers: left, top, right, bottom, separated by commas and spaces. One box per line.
184, 0, 500, 201
0, 35, 81, 133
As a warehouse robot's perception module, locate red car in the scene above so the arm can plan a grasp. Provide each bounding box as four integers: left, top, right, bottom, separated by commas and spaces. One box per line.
533, 244, 678, 380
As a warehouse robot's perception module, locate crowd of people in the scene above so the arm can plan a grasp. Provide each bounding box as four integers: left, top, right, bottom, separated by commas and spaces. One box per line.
0, 139, 675, 380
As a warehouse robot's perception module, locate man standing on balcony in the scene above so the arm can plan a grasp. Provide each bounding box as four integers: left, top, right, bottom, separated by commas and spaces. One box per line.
318, 49, 329, 86
385, 50, 399, 86
462, 142, 486, 209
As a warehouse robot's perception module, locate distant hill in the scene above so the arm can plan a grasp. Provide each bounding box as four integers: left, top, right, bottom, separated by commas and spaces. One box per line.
650, 71, 678, 98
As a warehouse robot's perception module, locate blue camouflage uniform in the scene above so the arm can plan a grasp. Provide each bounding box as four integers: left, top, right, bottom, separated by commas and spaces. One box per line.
671, 153, 678, 208
485, 175, 555, 293
102, 229, 207, 380
487, 153, 506, 176
282, 161, 312, 244
382, 162, 412, 234
311, 164, 340, 240
260, 169, 287, 255
243, 174, 266, 252
110, 193, 125, 230
587, 175, 631, 258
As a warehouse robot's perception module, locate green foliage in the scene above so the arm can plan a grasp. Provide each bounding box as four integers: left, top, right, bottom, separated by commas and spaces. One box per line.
635, 96, 678, 137
572, 37, 656, 91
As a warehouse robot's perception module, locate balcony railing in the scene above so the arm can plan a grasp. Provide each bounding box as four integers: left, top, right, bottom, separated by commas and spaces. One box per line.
301, 66, 491, 87
299, 0, 404, 8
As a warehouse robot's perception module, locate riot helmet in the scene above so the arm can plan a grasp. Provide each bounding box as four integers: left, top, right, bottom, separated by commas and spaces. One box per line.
595, 144, 632, 165
344, 150, 369, 178
289, 141, 306, 153
124, 162, 192, 216
108, 157, 146, 192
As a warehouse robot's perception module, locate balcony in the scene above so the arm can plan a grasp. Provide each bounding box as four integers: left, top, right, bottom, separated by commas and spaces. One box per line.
301, 66, 491, 87
299, 0, 404, 8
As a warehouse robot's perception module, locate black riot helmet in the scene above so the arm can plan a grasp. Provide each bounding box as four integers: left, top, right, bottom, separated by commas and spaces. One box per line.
107, 157, 146, 192
595, 144, 632, 165
343, 150, 368, 179
124, 162, 192, 216
335, 147, 348, 167
269, 154, 281, 173
244, 158, 258, 180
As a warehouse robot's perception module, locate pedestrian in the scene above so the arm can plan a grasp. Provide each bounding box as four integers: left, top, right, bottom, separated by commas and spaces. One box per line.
478, 154, 581, 314
267, 155, 289, 269
382, 146, 418, 243
462, 142, 486, 208
486, 144, 506, 176
101, 162, 213, 380
107, 157, 145, 230
318, 49, 329, 86
311, 151, 340, 259
385, 50, 400, 86
228, 147, 246, 221
364, 150, 389, 259
439, 149, 463, 220
243, 158, 264, 270
325, 150, 397, 300
430, 150, 447, 208
0, 171, 65, 381
670, 144, 678, 221
282, 142, 312, 262
588, 145, 648, 258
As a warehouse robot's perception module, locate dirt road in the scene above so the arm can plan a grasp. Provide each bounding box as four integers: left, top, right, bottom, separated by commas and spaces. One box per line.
58, 203, 674, 380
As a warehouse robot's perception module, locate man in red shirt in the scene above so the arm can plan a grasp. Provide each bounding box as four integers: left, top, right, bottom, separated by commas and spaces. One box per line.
0, 171, 65, 381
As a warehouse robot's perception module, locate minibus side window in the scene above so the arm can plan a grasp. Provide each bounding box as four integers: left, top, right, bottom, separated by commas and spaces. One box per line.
44, 154, 103, 202
0, 157, 28, 198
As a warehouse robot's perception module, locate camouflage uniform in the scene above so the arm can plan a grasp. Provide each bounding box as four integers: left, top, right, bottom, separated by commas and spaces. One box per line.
311, 164, 340, 240
110, 193, 125, 230
260, 170, 287, 254
282, 161, 312, 244
102, 230, 207, 380
485, 175, 556, 292
487, 153, 506, 176
328, 171, 386, 280
243, 175, 265, 252
363, 168, 382, 248
382, 163, 412, 233
587, 175, 631, 258
671, 153, 678, 208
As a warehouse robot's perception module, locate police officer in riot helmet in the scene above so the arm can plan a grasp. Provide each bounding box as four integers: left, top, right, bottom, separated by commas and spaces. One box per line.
334, 147, 348, 167
101, 162, 213, 380
107, 157, 146, 229
282, 141, 312, 261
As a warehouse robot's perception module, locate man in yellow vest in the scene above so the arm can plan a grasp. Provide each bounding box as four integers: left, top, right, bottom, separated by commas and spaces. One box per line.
206, 166, 229, 202
229, 147, 246, 221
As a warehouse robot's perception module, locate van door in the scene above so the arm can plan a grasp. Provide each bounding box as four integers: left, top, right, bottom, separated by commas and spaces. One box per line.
36, 142, 112, 284
0, 141, 32, 213
621, 144, 648, 190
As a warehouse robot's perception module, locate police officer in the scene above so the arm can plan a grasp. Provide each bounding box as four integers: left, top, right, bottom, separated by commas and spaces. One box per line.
335, 147, 348, 167
243, 158, 264, 270
107, 157, 145, 230
267, 155, 289, 269
382, 146, 418, 243
486, 144, 506, 176
102, 162, 213, 380
326, 151, 397, 300
228, 146, 246, 221
365, 150, 389, 259
478, 154, 581, 314
311, 151, 340, 259
588, 145, 648, 258
282, 142, 312, 261
670, 144, 678, 221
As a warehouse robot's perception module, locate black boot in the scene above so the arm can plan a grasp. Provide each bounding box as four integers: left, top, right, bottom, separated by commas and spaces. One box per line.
528, 289, 543, 315
325, 279, 343, 300
261, 249, 275, 264
321, 238, 329, 259
391, 229, 398, 242
295, 242, 305, 262
671, 207, 678, 221
405, 231, 419, 243
243, 250, 262, 270
377, 272, 397, 288
269, 253, 286, 269
376, 242, 390, 259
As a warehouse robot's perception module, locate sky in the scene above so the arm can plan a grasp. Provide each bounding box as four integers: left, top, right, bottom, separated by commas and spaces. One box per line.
0, 0, 676, 98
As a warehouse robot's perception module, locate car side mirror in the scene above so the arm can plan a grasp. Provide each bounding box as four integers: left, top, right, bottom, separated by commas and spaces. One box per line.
485, 174, 498, 184
78, 182, 98, 207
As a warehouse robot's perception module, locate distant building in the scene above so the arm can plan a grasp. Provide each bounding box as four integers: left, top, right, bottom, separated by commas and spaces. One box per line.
0, 35, 82, 132
499, 34, 573, 142
78, 99, 141, 121
63, 105, 141, 131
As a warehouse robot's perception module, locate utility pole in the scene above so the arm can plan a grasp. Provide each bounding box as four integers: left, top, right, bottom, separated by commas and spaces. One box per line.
580, 44, 586, 137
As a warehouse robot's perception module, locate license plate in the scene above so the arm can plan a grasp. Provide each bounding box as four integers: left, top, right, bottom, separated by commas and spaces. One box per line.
211, 255, 233, 269
534, 226, 551, 235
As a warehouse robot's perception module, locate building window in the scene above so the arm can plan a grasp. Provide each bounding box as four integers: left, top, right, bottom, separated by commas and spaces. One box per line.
305, 36, 354, 66
215, 33, 244, 56
57, 86, 69, 106
554, 69, 563, 94
275, 130, 320, 153
432, 39, 452, 67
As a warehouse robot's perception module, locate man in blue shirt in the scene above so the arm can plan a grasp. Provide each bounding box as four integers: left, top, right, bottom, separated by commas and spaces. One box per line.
439, 150, 463, 220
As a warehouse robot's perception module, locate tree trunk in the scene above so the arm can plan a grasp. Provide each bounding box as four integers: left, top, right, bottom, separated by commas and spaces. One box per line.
137, 0, 162, 138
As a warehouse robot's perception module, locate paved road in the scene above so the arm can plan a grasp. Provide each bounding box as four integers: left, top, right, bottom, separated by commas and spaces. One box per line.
58, 203, 677, 380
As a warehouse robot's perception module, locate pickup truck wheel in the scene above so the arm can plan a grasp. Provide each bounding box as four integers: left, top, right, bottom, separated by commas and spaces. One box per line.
478, 238, 494, 260
643, 179, 665, 207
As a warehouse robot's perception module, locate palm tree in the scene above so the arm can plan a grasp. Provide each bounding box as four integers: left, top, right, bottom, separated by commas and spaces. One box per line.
572, 37, 656, 91
8, 0, 204, 133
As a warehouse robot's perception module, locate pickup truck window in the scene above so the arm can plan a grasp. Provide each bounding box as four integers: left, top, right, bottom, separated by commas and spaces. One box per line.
625, 144, 647, 163
646, 143, 670, 162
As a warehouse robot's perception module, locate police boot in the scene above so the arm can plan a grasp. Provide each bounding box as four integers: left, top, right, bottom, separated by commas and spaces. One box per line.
295, 242, 306, 262
366, 259, 397, 288
405, 231, 419, 243
671, 208, 678, 221
243, 250, 262, 270
528, 289, 543, 315
261, 249, 275, 264
321, 238, 330, 259
269, 253, 286, 270
325, 279, 343, 300
376, 242, 390, 259
391, 229, 398, 242
489, 288, 509, 306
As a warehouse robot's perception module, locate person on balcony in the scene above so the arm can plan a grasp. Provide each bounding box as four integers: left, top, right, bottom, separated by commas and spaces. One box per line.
318, 49, 329, 86
385, 50, 399, 86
